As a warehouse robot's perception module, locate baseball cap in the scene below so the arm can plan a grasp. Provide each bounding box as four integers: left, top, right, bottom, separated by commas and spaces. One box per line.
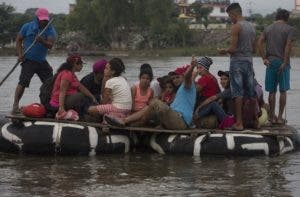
169, 64, 190, 76
217, 70, 229, 78
35, 8, 50, 21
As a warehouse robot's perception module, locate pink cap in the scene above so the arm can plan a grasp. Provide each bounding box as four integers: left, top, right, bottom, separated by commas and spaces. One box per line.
35, 8, 49, 21
93, 59, 108, 73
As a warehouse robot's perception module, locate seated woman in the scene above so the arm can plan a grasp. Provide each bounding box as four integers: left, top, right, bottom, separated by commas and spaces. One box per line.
132, 64, 154, 112
87, 58, 132, 121
194, 70, 234, 129
80, 59, 107, 102
49, 54, 97, 119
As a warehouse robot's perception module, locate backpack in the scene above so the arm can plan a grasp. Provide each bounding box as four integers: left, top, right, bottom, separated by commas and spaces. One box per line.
242, 97, 261, 129
39, 77, 55, 106
22, 103, 46, 118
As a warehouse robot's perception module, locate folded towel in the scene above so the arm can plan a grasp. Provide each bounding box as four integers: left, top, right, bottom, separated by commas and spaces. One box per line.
55, 109, 79, 121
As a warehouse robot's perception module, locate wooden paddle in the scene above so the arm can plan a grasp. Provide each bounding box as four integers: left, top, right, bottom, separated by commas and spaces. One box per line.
0, 18, 54, 87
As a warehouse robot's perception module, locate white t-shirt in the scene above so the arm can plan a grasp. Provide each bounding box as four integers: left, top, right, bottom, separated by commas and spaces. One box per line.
105, 76, 132, 110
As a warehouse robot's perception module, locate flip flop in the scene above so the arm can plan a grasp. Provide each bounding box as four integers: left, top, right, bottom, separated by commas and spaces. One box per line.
276, 118, 287, 125
104, 115, 125, 128
11, 107, 21, 115
230, 125, 244, 131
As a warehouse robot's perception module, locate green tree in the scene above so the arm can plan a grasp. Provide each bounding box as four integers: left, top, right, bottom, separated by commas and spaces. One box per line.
145, 0, 175, 47
190, 2, 213, 28
52, 14, 68, 35
288, 18, 300, 41
131, 0, 149, 32
249, 13, 265, 33
0, 3, 15, 46
7, 13, 31, 43
166, 19, 191, 47
66, 0, 190, 49
67, 0, 134, 48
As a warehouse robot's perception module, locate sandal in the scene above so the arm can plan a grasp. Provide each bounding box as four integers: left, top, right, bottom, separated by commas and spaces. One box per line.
11, 107, 21, 115
276, 118, 287, 125
230, 124, 244, 131
104, 115, 125, 127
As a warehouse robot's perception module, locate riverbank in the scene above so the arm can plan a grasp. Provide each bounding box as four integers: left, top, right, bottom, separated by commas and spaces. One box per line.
2, 46, 300, 57
0, 46, 220, 57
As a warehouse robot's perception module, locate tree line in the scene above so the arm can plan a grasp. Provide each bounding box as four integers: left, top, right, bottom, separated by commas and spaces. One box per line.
0, 1, 299, 50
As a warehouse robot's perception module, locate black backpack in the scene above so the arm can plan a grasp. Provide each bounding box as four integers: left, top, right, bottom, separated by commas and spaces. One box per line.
39, 77, 55, 106
242, 97, 261, 129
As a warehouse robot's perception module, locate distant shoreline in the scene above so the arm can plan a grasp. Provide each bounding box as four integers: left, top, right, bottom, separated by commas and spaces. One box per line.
1, 46, 300, 58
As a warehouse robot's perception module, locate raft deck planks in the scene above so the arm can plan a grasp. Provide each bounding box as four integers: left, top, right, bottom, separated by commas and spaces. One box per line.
5, 114, 294, 137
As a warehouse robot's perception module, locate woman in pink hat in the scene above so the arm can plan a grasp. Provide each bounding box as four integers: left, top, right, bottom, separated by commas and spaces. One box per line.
49, 54, 97, 120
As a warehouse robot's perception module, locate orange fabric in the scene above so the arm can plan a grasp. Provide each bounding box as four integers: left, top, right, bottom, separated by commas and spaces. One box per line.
133, 85, 152, 111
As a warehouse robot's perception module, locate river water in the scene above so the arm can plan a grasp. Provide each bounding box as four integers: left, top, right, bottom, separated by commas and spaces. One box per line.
0, 55, 299, 196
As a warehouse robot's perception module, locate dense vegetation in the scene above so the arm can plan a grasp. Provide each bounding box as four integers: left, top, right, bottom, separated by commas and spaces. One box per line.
0, 1, 299, 52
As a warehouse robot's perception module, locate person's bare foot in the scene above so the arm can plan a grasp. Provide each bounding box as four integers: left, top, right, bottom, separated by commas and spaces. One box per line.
11, 105, 21, 115
154, 124, 164, 129
231, 123, 244, 131
277, 118, 287, 125
269, 116, 278, 124
104, 115, 125, 127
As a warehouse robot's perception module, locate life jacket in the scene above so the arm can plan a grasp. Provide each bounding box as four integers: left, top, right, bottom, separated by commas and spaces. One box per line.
39, 77, 55, 106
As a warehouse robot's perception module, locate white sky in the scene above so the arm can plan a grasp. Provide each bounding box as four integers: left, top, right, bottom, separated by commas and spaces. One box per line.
0, 0, 296, 15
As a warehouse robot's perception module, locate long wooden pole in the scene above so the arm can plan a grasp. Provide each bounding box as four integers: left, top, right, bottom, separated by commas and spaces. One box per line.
0, 18, 54, 87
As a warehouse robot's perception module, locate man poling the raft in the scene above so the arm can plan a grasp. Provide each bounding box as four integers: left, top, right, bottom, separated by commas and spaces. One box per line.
5, 8, 56, 115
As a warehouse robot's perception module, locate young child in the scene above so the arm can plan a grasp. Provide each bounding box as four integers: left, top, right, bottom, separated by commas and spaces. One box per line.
131, 64, 154, 112
159, 77, 176, 105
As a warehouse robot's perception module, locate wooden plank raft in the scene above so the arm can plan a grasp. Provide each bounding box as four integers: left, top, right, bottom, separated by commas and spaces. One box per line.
5, 114, 294, 137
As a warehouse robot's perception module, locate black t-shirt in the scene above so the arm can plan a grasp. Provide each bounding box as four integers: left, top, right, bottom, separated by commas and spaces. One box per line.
80, 72, 102, 102
217, 88, 234, 115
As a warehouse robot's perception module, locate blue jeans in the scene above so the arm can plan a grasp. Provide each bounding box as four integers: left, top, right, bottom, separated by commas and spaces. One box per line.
230, 60, 255, 98
198, 101, 226, 122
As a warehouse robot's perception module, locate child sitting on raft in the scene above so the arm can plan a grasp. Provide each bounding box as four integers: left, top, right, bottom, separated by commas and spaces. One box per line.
131, 64, 154, 112
158, 76, 176, 105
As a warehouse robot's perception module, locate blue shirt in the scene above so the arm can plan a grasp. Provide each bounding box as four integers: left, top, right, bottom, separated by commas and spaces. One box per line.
170, 83, 196, 126
19, 18, 56, 63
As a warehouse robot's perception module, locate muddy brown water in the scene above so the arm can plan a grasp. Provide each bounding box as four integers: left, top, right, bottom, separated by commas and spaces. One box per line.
0, 55, 299, 196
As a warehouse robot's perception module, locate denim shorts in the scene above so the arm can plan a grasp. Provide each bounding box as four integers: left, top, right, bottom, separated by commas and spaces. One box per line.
265, 59, 290, 93
230, 60, 255, 98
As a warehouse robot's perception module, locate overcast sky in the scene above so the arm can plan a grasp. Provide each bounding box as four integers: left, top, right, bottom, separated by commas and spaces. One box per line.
0, 0, 295, 15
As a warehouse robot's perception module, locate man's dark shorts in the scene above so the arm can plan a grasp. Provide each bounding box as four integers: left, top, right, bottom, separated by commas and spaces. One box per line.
19, 59, 53, 87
